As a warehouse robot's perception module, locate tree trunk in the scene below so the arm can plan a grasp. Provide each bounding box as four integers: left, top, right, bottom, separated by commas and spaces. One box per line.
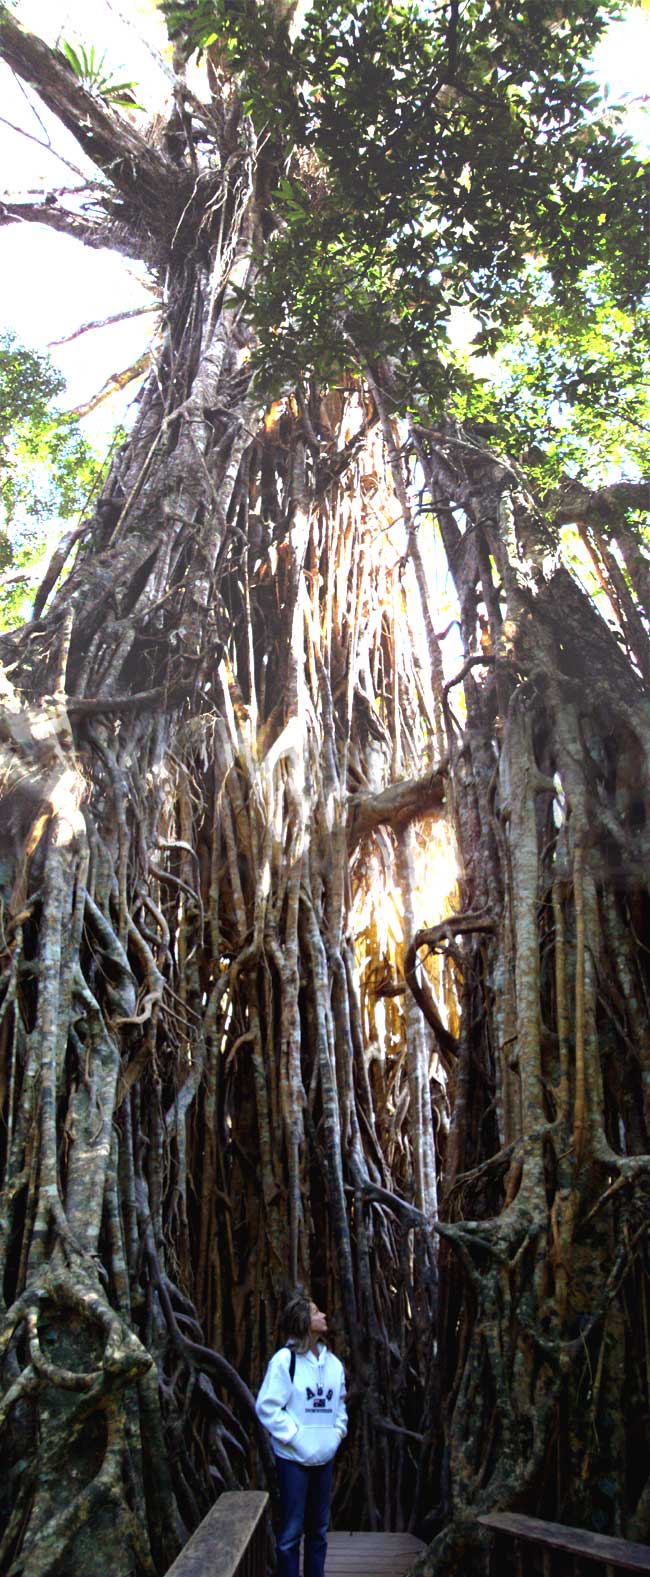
1, 13, 649, 1577
409, 430, 650, 1570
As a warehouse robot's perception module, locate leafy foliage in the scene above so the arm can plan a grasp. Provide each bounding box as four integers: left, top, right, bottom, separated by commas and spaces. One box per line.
160, 0, 226, 52
454, 264, 650, 491
161, 0, 649, 411
0, 335, 99, 628
61, 39, 143, 110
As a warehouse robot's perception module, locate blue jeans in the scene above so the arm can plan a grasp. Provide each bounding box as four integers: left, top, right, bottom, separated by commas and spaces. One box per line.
275, 1456, 334, 1577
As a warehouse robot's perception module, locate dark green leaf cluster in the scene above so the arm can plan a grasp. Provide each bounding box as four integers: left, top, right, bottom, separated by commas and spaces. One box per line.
160, 0, 222, 50
160, 0, 648, 420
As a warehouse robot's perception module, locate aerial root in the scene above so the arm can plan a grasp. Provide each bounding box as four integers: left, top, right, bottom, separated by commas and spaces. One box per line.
0, 1265, 153, 1422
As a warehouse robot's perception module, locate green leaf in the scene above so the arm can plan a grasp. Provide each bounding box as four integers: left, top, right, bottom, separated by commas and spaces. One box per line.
62, 39, 84, 77
61, 36, 141, 108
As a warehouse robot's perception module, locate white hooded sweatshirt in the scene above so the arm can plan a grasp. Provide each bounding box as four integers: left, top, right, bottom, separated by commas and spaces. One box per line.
256, 1343, 347, 1468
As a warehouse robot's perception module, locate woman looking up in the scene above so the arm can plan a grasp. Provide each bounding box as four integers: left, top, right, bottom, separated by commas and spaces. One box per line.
256, 1291, 347, 1577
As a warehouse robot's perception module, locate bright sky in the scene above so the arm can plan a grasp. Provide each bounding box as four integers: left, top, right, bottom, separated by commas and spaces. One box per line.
0, 0, 171, 441
0, 0, 648, 444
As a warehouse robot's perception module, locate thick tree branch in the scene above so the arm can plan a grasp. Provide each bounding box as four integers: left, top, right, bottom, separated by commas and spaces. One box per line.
66, 681, 193, 718
0, 197, 117, 251
347, 767, 447, 852
548, 478, 650, 529
0, 13, 184, 238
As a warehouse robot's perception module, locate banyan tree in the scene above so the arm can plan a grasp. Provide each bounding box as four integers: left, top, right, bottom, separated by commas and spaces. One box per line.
0, 0, 649, 1573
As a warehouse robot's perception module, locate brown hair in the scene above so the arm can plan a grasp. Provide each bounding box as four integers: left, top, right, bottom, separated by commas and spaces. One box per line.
282, 1290, 312, 1354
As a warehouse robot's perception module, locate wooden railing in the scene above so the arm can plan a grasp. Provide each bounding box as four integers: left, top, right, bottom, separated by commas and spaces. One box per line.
479, 1512, 650, 1577
165, 1490, 269, 1577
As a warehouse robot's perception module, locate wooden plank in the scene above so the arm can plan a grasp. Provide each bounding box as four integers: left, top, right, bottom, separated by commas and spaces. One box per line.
329, 1534, 425, 1547
326, 1564, 422, 1569
163, 1510, 425, 1577
326, 1531, 426, 1575
325, 1564, 422, 1571
165, 1491, 268, 1577
479, 1515, 650, 1574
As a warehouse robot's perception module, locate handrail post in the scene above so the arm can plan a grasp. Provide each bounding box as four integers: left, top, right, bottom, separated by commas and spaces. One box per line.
165, 1490, 270, 1577
478, 1513, 650, 1577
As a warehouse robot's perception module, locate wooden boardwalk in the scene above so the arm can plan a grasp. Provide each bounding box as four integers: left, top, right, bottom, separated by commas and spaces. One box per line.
326, 1530, 426, 1574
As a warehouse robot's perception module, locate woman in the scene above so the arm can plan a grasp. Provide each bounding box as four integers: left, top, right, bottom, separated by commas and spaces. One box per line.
256, 1291, 347, 1577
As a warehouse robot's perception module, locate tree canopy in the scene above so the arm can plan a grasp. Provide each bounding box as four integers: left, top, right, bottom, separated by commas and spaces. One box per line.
162, 0, 648, 392
0, 334, 98, 628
